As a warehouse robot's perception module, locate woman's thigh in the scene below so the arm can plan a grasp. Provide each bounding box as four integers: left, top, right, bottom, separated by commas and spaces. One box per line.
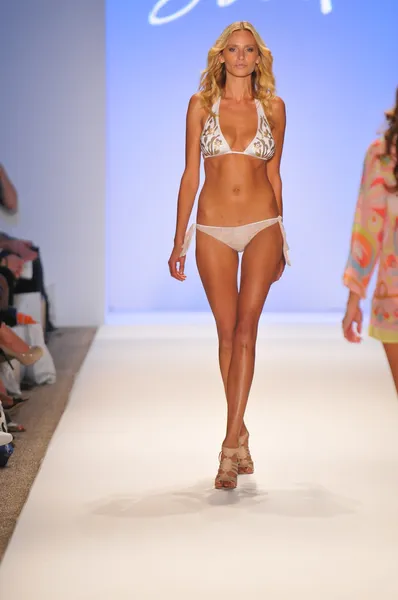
196, 230, 239, 333
237, 222, 283, 326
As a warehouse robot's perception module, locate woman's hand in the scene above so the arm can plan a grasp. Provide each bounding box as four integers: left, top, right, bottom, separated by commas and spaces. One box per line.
168, 245, 187, 282
1, 254, 24, 278
342, 293, 363, 343
5, 240, 37, 262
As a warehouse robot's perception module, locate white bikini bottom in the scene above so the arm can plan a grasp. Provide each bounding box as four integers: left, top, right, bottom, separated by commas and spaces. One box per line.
180, 216, 291, 266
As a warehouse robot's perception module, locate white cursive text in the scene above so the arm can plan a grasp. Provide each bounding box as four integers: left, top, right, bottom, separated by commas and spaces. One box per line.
148, 0, 333, 26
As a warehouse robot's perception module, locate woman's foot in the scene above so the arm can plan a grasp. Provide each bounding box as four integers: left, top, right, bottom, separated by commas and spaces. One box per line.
0, 392, 29, 410
215, 447, 239, 490
237, 432, 254, 475
0, 381, 14, 409
0, 391, 16, 410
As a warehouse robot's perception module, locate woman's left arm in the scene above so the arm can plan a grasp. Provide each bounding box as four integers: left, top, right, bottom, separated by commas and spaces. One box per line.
266, 97, 286, 217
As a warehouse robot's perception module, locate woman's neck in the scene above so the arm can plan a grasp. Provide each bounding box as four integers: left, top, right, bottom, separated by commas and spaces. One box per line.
222, 76, 253, 102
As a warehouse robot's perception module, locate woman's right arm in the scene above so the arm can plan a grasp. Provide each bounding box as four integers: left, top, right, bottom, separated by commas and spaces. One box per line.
169, 95, 204, 280
343, 140, 386, 298
342, 139, 386, 342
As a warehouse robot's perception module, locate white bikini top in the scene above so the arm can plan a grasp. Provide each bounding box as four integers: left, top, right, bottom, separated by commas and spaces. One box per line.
200, 97, 275, 161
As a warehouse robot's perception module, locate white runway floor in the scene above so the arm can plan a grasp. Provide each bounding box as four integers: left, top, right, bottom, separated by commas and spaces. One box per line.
1, 316, 398, 599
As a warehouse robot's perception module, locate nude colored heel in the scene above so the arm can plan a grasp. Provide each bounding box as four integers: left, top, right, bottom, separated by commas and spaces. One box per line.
0, 345, 43, 368
237, 433, 254, 475
215, 447, 239, 490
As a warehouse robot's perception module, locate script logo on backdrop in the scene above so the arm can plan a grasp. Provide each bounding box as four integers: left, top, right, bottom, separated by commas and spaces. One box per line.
149, 0, 333, 25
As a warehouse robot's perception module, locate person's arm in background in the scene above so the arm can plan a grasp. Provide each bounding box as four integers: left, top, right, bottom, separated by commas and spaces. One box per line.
0, 164, 18, 215
342, 140, 386, 342
0, 166, 37, 261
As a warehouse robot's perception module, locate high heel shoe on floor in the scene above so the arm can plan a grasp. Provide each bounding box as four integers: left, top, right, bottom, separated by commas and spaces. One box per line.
215, 447, 239, 490
237, 432, 254, 475
0, 391, 29, 410
4, 409, 26, 432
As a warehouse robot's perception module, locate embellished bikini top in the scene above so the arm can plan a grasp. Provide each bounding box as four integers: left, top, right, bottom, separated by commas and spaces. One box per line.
200, 97, 275, 161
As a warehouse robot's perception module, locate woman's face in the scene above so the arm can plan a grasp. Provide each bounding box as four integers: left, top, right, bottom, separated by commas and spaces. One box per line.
220, 30, 260, 78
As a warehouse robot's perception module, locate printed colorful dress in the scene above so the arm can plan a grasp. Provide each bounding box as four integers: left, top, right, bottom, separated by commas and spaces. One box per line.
343, 137, 398, 342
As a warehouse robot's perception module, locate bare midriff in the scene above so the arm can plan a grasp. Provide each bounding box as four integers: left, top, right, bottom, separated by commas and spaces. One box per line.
197, 154, 278, 226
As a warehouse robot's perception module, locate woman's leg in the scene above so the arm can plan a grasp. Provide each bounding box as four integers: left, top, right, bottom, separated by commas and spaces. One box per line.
196, 230, 239, 393
196, 231, 242, 487
383, 343, 398, 394
224, 222, 283, 448
0, 322, 31, 354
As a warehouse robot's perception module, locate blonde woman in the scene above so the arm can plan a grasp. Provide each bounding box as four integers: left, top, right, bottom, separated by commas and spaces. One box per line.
168, 22, 290, 489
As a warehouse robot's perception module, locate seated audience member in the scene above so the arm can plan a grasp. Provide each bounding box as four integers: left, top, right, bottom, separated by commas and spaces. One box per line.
0, 163, 56, 333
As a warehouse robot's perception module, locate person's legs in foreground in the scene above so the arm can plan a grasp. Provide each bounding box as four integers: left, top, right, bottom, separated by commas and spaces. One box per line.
383, 343, 398, 394
196, 223, 283, 488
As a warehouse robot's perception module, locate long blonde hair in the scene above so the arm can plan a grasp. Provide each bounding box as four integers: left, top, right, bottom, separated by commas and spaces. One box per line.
198, 22, 276, 125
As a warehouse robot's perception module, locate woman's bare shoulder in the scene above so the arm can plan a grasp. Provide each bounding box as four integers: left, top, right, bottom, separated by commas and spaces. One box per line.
186, 93, 208, 132
271, 96, 286, 116
187, 93, 205, 113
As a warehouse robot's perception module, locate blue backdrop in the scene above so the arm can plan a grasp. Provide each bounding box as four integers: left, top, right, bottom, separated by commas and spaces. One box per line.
106, 0, 398, 314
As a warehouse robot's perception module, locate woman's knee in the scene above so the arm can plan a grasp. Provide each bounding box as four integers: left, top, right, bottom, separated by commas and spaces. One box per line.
217, 321, 236, 351
234, 316, 260, 348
